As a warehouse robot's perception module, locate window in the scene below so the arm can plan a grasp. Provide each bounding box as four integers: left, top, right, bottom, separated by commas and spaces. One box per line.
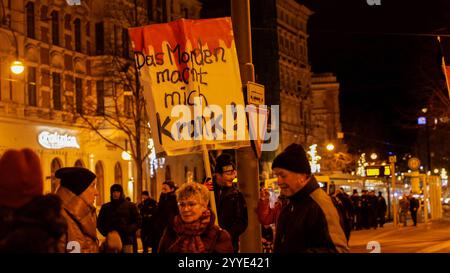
27, 67, 37, 106
52, 72, 61, 110
26, 2, 35, 38
74, 19, 81, 52
114, 162, 123, 185
113, 25, 119, 55
51, 11, 59, 45
165, 165, 171, 180
162, 0, 167, 21
96, 80, 104, 115
50, 158, 62, 193
184, 7, 189, 19
156, 0, 167, 22
95, 161, 104, 206
86, 22, 90, 37
75, 78, 83, 114
95, 22, 104, 55
147, 0, 153, 21
122, 28, 129, 58
74, 160, 84, 167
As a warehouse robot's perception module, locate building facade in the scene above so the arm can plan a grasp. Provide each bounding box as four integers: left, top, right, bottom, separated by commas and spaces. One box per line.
0, 0, 203, 205
251, 0, 313, 174
276, 0, 313, 151
310, 73, 345, 173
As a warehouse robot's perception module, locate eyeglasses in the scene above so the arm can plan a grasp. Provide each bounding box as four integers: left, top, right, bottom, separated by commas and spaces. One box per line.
177, 201, 199, 209
222, 170, 235, 175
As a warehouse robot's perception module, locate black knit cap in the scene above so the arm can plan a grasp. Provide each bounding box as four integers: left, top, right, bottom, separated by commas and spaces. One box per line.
271, 143, 311, 175
110, 184, 124, 194
214, 153, 235, 174
56, 167, 96, 196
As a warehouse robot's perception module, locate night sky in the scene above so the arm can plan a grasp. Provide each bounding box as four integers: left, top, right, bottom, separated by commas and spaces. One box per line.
201, 0, 450, 165
302, 0, 450, 161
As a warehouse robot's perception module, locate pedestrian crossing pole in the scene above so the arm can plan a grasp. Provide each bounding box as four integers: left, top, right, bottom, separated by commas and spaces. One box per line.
389, 156, 398, 227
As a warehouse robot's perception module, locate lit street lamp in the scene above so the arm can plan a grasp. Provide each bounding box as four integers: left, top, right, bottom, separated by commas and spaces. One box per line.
121, 150, 132, 161
326, 143, 335, 151
370, 153, 378, 160
10, 60, 24, 75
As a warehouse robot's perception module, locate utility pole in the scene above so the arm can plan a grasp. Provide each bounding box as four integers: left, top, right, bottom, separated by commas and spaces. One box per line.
231, 0, 262, 253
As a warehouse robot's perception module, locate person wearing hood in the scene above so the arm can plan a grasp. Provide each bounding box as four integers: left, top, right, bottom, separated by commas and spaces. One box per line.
151, 180, 179, 253
55, 167, 99, 253
97, 184, 141, 253
271, 144, 348, 253
158, 182, 233, 253
0, 148, 67, 253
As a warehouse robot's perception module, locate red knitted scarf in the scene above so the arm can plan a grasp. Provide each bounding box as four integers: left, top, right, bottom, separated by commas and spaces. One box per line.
169, 210, 214, 253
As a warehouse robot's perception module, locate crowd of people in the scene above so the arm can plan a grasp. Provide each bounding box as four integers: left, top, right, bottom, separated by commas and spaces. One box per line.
0, 144, 354, 253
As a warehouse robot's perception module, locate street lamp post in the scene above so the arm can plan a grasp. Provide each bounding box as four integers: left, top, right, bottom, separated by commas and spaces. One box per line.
390, 156, 398, 227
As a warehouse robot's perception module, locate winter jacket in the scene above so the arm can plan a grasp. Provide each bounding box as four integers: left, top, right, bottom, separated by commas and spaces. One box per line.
0, 194, 67, 253
215, 186, 248, 250
409, 197, 420, 212
56, 186, 99, 253
158, 210, 233, 253
376, 196, 387, 214
97, 195, 141, 246
152, 192, 179, 248
274, 176, 349, 253
256, 198, 283, 226
138, 197, 158, 245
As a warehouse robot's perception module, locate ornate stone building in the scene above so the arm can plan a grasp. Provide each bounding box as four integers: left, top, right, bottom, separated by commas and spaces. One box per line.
276, 0, 313, 151
0, 0, 202, 203
311, 73, 345, 173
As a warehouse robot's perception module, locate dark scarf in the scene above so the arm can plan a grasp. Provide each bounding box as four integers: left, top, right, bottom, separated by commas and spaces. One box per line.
168, 210, 214, 253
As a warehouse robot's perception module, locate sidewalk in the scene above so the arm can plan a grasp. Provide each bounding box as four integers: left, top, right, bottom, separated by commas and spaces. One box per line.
349, 219, 450, 253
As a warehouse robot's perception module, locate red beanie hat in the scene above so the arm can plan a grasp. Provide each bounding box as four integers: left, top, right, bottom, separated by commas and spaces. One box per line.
0, 148, 43, 208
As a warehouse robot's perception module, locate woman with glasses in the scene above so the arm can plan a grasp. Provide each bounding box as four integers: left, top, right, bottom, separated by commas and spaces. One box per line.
158, 182, 233, 253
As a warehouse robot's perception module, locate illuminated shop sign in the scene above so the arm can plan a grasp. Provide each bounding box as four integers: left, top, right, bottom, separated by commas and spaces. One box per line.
38, 131, 80, 149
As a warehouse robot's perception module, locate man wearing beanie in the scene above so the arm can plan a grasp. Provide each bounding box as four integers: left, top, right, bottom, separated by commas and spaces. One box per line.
97, 184, 141, 253
213, 153, 248, 253
0, 149, 67, 253
270, 143, 348, 253
55, 167, 99, 253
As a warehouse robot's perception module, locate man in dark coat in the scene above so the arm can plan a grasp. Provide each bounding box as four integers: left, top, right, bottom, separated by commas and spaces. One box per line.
97, 184, 141, 253
214, 153, 248, 253
376, 191, 387, 228
409, 195, 420, 226
333, 188, 354, 241
138, 191, 158, 253
367, 190, 378, 229
151, 180, 179, 253
271, 144, 348, 253
360, 190, 369, 229
350, 190, 362, 230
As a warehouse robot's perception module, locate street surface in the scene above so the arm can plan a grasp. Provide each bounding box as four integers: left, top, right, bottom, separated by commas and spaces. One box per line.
350, 208, 450, 253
